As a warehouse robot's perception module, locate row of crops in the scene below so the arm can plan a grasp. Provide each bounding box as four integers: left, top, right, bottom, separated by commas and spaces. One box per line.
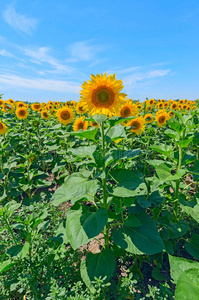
0, 74, 199, 299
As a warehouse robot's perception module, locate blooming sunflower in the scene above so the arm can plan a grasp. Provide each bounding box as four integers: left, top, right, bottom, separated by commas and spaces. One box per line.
90, 121, 99, 128
170, 101, 178, 110
56, 107, 74, 125
73, 117, 88, 131
2, 102, 15, 113
17, 101, 27, 108
168, 111, 175, 118
76, 102, 88, 114
144, 113, 154, 123
127, 116, 145, 135
0, 99, 4, 106
32, 103, 42, 111
41, 110, 50, 120
15, 107, 29, 119
7, 98, 15, 104
119, 102, 139, 118
80, 73, 127, 116
0, 121, 8, 135
156, 112, 168, 127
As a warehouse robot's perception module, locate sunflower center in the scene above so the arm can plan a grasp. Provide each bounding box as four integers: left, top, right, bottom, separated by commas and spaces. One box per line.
34, 104, 40, 109
19, 110, 26, 116
131, 121, 140, 129
92, 87, 114, 107
0, 123, 3, 129
43, 112, 48, 118
159, 116, 165, 123
61, 111, 70, 120
78, 122, 84, 129
123, 108, 130, 116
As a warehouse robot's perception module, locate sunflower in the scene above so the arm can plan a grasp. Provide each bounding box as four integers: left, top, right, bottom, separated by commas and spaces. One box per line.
163, 102, 169, 108
158, 103, 163, 109
7, 98, 14, 104
32, 103, 42, 111
76, 102, 88, 114
33, 120, 39, 126
127, 116, 145, 135
119, 102, 139, 118
90, 121, 99, 128
170, 101, 178, 110
2, 102, 15, 113
179, 99, 184, 104
41, 110, 50, 120
0, 99, 4, 106
168, 111, 175, 118
149, 98, 155, 105
156, 112, 168, 127
56, 107, 74, 125
144, 113, 154, 123
16, 101, 28, 108
73, 116, 88, 131
15, 107, 29, 119
80, 73, 127, 116
0, 121, 8, 135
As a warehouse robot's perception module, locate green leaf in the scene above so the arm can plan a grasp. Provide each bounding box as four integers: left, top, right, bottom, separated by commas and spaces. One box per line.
113, 213, 164, 255
177, 139, 193, 148
106, 124, 127, 141
175, 269, 199, 300
169, 255, 199, 284
110, 169, 145, 198
179, 195, 199, 223
150, 144, 173, 157
53, 173, 99, 206
185, 234, 199, 260
156, 164, 185, 182
80, 249, 115, 290
107, 115, 136, 127
0, 260, 15, 273
106, 149, 140, 166
68, 145, 97, 159
164, 129, 180, 141
168, 120, 183, 134
70, 127, 98, 141
66, 208, 108, 249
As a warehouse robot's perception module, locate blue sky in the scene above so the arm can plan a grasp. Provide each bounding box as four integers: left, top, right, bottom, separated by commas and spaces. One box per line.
0, 0, 199, 102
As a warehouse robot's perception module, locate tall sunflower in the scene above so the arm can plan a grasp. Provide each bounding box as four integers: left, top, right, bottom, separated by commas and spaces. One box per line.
119, 102, 139, 118
56, 107, 74, 125
144, 113, 154, 123
76, 102, 88, 114
127, 116, 145, 135
80, 73, 127, 116
73, 117, 88, 131
15, 107, 29, 119
156, 111, 168, 127
32, 103, 42, 111
0, 99, 4, 106
0, 121, 8, 135
41, 110, 50, 120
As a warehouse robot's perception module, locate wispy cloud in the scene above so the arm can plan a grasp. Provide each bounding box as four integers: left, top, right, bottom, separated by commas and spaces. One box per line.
68, 41, 103, 62
0, 49, 16, 58
123, 69, 170, 86
0, 73, 81, 93
3, 5, 37, 34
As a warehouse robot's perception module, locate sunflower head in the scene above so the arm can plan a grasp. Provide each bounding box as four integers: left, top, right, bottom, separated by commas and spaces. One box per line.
80, 73, 127, 117
7, 98, 15, 104
41, 110, 50, 120
144, 113, 154, 123
73, 116, 88, 131
2, 102, 15, 113
90, 121, 99, 128
76, 102, 88, 114
119, 102, 139, 118
156, 112, 168, 127
32, 103, 42, 111
17, 101, 27, 108
56, 107, 74, 125
170, 101, 178, 110
15, 107, 29, 119
168, 111, 175, 118
0, 121, 8, 135
127, 116, 145, 135
0, 99, 4, 106
33, 120, 39, 127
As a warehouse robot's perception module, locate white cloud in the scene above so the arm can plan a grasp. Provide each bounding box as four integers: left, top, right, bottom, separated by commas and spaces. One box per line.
3, 5, 37, 34
68, 41, 103, 61
0, 74, 81, 93
123, 69, 170, 86
0, 49, 16, 58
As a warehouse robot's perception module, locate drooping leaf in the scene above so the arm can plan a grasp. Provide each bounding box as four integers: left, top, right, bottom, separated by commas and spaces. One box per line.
66, 207, 108, 249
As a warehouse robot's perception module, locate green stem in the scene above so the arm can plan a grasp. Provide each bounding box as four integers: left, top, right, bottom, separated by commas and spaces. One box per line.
173, 145, 183, 222
3, 215, 18, 245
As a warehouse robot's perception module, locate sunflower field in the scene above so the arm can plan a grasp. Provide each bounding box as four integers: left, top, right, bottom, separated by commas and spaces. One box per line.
0, 73, 199, 299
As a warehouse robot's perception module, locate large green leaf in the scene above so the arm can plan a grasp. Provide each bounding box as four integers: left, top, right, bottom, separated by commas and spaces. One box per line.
68, 145, 97, 159
53, 173, 99, 206
113, 213, 164, 255
0, 260, 15, 273
69, 127, 98, 141
66, 207, 108, 249
106, 124, 127, 141
150, 144, 173, 157
169, 255, 199, 284
156, 164, 185, 182
175, 269, 199, 300
105, 149, 140, 166
185, 234, 199, 260
164, 129, 180, 141
110, 169, 145, 197
80, 248, 115, 291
